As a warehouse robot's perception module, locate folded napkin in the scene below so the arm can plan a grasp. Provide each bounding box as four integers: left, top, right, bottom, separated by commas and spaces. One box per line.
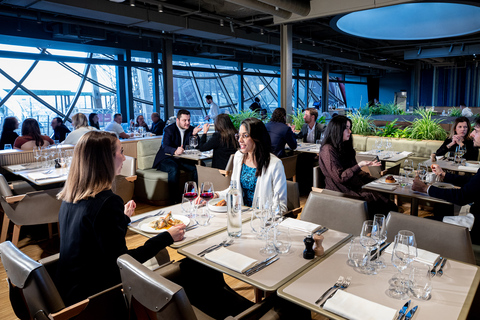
385, 244, 439, 266
323, 289, 397, 320
443, 213, 475, 231
458, 165, 480, 173
398, 151, 413, 156
27, 172, 64, 181
280, 218, 321, 233
358, 151, 376, 155
368, 182, 397, 191
204, 247, 257, 273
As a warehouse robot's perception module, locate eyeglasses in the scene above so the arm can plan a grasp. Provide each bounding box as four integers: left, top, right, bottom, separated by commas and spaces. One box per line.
235, 133, 250, 140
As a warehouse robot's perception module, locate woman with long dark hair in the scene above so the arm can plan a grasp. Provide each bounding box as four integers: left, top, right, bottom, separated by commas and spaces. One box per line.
14, 118, 53, 150
198, 113, 238, 169
213, 117, 287, 211
319, 115, 397, 216
89, 113, 100, 130
434, 116, 477, 160
56, 131, 185, 305
0, 117, 19, 149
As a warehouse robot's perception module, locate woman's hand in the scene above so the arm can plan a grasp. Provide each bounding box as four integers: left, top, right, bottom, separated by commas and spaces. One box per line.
202, 123, 210, 134
411, 175, 428, 193
124, 200, 136, 218
430, 164, 446, 180
358, 160, 381, 168
168, 224, 186, 241
451, 135, 464, 147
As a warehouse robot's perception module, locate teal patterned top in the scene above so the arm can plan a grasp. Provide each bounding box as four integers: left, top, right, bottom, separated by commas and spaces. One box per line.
240, 163, 257, 207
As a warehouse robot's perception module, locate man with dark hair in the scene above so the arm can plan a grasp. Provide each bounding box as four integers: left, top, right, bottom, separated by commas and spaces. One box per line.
51, 116, 71, 142
150, 112, 166, 136
266, 108, 297, 158
249, 97, 261, 112
153, 109, 202, 202
204, 95, 220, 121
295, 108, 325, 143
412, 117, 480, 245
105, 113, 132, 139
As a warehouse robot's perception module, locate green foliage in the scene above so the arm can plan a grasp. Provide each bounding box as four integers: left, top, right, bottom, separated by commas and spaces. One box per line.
291, 109, 304, 131
413, 108, 435, 117
375, 119, 403, 137
317, 115, 326, 124
403, 109, 447, 140
449, 107, 462, 117
358, 102, 405, 116
229, 110, 259, 130
347, 111, 376, 135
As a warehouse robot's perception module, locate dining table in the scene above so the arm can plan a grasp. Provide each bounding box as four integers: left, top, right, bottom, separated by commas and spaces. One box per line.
294, 143, 320, 154
362, 175, 453, 216
278, 242, 480, 320
358, 150, 413, 164
170, 150, 213, 165
3, 163, 68, 186
425, 159, 480, 174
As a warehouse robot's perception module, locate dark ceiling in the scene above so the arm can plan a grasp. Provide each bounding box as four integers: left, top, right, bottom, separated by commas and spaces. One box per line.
0, 0, 479, 76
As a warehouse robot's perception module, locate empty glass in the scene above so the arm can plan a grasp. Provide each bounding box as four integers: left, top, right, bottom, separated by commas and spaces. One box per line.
417, 163, 428, 182
387, 231, 418, 299
189, 136, 198, 150
403, 159, 414, 184
347, 236, 369, 270
360, 220, 378, 275
4, 144, 12, 150
408, 262, 432, 300
273, 227, 292, 254
372, 214, 387, 269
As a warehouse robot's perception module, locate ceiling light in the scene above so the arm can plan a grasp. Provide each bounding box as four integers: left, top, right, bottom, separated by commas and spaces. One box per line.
299, 38, 303, 44
312, 41, 315, 47
158, 4, 163, 12
220, 19, 224, 27
260, 29, 264, 35
130, 0, 135, 7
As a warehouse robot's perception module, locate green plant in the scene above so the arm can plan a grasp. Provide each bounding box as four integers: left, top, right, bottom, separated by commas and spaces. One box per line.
358, 102, 405, 116
291, 109, 304, 130
376, 119, 403, 137
229, 110, 259, 130
449, 107, 462, 117
347, 111, 376, 135
403, 109, 447, 140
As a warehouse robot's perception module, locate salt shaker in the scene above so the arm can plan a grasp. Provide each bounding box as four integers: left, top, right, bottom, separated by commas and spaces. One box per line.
303, 235, 315, 259
313, 234, 325, 257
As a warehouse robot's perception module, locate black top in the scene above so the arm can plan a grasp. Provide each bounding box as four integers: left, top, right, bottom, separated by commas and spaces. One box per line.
53, 124, 71, 142
429, 170, 480, 245
249, 101, 261, 112
435, 138, 478, 160
265, 121, 297, 158
0, 130, 18, 149
153, 123, 196, 168
198, 132, 237, 169
56, 190, 173, 305
150, 119, 166, 136
295, 123, 326, 143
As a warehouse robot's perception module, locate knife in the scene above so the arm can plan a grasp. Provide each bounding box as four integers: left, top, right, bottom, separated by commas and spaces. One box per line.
243, 254, 278, 275
405, 305, 418, 320
370, 242, 390, 261
245, 257, 279, 276
314, 227, 329, 236
430, 256, 443, 277
437, 258, 448, 277
397, 300, 411, 320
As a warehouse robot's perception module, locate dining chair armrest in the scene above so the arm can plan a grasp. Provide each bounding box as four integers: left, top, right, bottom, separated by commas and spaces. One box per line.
48, 299, 90, 320
3, 194, 26, 204
125, 175, 137, 182
218, 169, 227, 176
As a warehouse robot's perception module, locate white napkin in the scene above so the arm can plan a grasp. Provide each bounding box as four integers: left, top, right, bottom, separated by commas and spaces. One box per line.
399, 151, 413, 156
9, 165, 28, 172
280, 218, 321, 233
458, 165, 479, 173
358, 151, 375, 155
323, 290, 397, 320
204, 247, 257, 273
368, 182, 397, 191
443, 213, 475, 231
385, 244, 439, 266
27, 172, 63, 181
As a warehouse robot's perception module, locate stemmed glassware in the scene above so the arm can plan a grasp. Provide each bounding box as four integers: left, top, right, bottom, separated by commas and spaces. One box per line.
198, 181, 214, 226
259, 195, 277, 255
189, 136, 198, 152
251, 196, 266, 237
372, 214, 387, 269
417, 163, 428, 183
183, 181, 198, 218
374, 138, 383, 153
387, 230, 418, 299
359, 220, 379, 275
403, 159, 414, 184
33, 147, 42, 168
455, 145, 466, 164
385, 138, 393, 156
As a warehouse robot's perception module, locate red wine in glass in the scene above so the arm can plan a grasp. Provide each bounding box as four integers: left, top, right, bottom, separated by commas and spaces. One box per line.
200, 192, 214, 201
183, 192, 198, 201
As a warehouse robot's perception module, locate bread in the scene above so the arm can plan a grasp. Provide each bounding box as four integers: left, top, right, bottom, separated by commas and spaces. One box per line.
385, 175, 396, 183
215, 199, 227, 206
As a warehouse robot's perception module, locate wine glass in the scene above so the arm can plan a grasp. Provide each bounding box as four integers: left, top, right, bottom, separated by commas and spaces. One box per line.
403, 159, 414, 184
183, 181, 198, 218
198, 181, 214, 226
359, 220, 378, 275
385, 138, 393, 156
189, 136, 198, 150
372, 214, 387, 269
33, 147, 42, 168
374, 138, 383, 153
417, 163, 428, 182
251, 196, 265, 236
387, 230, 418, 299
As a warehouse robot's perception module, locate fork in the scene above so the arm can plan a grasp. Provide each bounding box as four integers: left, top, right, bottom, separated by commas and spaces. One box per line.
198, 240, 227, 257
320, 277, 352, 307
315, 276, 344, 304
130, 210, 164, 225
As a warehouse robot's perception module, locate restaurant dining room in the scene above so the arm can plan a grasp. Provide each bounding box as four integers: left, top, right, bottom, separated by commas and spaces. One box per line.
1, 0, 480, 319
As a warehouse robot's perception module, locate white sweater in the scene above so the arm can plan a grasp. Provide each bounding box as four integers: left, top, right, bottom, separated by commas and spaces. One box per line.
218, 151, 287, 214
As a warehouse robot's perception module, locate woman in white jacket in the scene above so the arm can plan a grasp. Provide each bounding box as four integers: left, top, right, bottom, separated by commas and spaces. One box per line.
215, 117, 287, 214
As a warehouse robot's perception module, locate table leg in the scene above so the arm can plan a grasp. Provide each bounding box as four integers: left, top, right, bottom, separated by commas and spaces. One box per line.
410, 198, 419, 216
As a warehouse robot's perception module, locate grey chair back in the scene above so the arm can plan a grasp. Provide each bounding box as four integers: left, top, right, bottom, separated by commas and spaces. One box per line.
301, 191, 368, 236
280, 154, 298, 181
117, 254, 199, 320
196, 165, 231, 191
0, 173, 13, 196
313, 166, 325, 189
0, 241, 65, 320
385, 212, 475, 264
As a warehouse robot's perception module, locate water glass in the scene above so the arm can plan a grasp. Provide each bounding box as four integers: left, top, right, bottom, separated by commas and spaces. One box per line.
347, 237, 369, 269
196, 208, 210, 226
360, 220, 378, 275
408, 262, 432, 300
398, 173, 408, 188
181, 195, 194, 214
4, 144, 12, 150
274, 227, 292, 254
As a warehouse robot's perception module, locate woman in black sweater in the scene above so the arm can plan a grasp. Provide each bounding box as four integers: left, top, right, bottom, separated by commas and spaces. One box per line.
198, 113, 238, 169
435, 116, 477, 160
56, 131, 185, 305
0, 117, 19, 149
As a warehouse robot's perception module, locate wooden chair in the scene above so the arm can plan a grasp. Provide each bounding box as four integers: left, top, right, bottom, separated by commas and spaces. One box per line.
196, 165, 231, 191
0, 241, 128, 320
223, 154, 235, 177
385, 211, 475, 264
280, 154, 298, 182
301, 190, 369, 236
285, 181, 301, 217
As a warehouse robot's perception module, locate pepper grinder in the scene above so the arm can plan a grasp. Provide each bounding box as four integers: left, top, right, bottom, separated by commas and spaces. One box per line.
303, 235, 315, 259
313, 234, 325, 257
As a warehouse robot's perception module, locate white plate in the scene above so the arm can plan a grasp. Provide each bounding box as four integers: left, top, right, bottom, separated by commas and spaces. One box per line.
377, 177, 399, 185
138, 215, 190, 233
208, 198, 227, 212
432, 182, 455, 189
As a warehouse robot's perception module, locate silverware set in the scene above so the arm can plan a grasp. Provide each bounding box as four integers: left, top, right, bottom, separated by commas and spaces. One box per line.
397, 300, 418, 320
430, 256, 448, 277
313, 226, 329, 236
185, 222, 199, 232
243, 254, 279, 276
129, 210, 164, 225
197, 239, 234, 257
315, 276, 352, 305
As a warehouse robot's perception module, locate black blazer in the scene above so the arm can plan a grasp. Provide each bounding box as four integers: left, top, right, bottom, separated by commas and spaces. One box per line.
150, 119, 166, 136
295, 123, 325, 143
265, 121, 297, 158
198, 132, 237, 169
0, 130, 18, 149
153, 123, 195, 168
429, 169, 480, 244
56, 190, 173, 305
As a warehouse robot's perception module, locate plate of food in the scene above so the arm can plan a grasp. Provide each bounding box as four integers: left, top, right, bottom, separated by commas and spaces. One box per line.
138, 212, 190, 233
432, 182, 455, 189
377, 175, 399, 185
208, 198, 227, 212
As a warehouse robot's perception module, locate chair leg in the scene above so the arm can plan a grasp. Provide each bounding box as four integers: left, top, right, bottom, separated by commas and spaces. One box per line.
48, 223, 53, 239
12, 225, 21, 247
1, 214, 11, 243
254, 288, 264, 303
57, 222, 61, 238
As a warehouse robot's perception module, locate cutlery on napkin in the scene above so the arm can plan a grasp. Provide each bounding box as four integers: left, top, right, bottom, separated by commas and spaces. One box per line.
204, 247, 257, 273
385, 244, 439, 266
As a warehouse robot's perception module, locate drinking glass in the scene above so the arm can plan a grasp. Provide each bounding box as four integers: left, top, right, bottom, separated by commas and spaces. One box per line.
198, 182, 214, 226
372, 214, 387, 268
408, 262, 432, 300
359, 220, 378, 275
403, 159, 414, 184
250, 196, 265, 236
375, 138, 384, 153
260, 208, 276, 255
387, 231, 417, 299
274, 227, 292, 254
4, 144, 12, 150
385, 138, 393, 156
315, 139, 321, 150
398, 172, 408, 188
417, 163, 428, 182
189, 136, 198, 150
33, 147, 42, 168
183, 181, 198, 218
347, 236, 369, 270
